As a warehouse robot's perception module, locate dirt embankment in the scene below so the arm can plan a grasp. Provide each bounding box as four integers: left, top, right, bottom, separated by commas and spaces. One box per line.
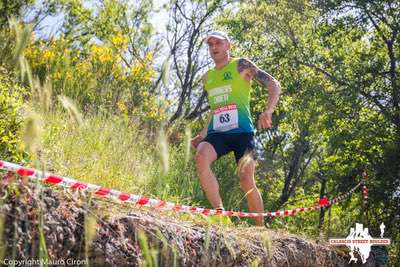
0, 175, 371, 266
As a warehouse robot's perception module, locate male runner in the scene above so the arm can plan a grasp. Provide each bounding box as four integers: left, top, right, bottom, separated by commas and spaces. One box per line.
191, 30, 281, 226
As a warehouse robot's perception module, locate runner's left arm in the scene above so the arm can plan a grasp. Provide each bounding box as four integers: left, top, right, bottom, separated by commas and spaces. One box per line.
237, 58, 281, 129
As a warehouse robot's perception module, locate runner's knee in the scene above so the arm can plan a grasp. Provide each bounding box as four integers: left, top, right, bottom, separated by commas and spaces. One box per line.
195, 142, 217, 168
239, 169, 258, 192
195, 150, 211, 168
238, 157, 255, 177
238, 162, 252, 177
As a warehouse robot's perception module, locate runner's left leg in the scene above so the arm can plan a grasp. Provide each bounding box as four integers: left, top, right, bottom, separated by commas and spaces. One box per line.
238, 157, 264, 226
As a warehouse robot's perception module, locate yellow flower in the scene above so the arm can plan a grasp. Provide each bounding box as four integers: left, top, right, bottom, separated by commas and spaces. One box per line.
65, 71, 73, 80
117, 101, 127, 113
144, 51, 154, 62
91, 45, 113, 63
130, 64, 143, 78
44, 49, 56, 62
144, 70, 154, 81
110, 32, 128, 49
52, 72, 62, 81
77, 62, 90, 73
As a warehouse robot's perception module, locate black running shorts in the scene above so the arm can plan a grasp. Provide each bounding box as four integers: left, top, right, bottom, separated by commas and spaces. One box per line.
202, 132, 256, 163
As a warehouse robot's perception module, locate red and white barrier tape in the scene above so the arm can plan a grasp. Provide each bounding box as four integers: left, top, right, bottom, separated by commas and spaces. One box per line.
329, 181, 362, 205
0, 160, 361, 218
362, 172, 369, 205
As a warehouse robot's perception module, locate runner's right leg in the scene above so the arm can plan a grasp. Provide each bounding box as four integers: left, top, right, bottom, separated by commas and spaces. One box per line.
195, 142, 223, 209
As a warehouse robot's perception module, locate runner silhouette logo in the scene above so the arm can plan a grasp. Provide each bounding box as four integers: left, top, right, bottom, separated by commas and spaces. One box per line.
329, 223, 391, 264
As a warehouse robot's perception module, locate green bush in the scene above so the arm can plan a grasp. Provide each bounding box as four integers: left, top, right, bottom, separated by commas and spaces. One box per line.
0, 66, 28, 161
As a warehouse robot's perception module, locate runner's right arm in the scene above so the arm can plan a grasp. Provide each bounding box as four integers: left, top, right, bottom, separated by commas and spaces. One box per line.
199, 113, 211, 138
191, 113, 211, 149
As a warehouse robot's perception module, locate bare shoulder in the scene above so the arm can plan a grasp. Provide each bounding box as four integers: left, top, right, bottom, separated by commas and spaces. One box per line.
237, 58, 276, 86
237, 58, 258, 73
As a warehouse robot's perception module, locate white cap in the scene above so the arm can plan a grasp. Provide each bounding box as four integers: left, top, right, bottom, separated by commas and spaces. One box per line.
204, 30, 231, 43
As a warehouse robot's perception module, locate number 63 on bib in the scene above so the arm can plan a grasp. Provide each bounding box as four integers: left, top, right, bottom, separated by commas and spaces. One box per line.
213, 104, 239, 132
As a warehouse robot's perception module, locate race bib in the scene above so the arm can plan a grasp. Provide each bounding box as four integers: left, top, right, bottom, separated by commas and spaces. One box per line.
213, 104, 239, 132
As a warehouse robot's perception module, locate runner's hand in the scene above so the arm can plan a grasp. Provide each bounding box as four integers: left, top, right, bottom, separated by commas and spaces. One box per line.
257, 110, 273, 129
191, 134, 205, 149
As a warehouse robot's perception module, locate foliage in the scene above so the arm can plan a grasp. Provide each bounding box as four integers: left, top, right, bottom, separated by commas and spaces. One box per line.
218, 0, 399, 263
24, 36, 163, 121
0, 67, 28, 162
0, 0, 34, 28
17, 0, 168, 127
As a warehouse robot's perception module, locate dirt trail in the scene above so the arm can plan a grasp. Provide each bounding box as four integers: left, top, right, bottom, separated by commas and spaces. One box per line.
0, 175, 371, 266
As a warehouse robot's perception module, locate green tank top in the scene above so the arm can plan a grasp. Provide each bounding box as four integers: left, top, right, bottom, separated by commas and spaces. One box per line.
204, 58, 255, 134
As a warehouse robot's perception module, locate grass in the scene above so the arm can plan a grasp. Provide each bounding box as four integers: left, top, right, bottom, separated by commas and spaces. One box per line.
38, 109, 211, 208
41, 110, 152, 195
37, 107, 271, 225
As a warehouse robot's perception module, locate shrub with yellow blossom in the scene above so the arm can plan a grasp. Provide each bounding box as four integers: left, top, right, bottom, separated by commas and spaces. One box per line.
140, 90, 168, 125
110, 32, 128, 50
24, 31, 164, 123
